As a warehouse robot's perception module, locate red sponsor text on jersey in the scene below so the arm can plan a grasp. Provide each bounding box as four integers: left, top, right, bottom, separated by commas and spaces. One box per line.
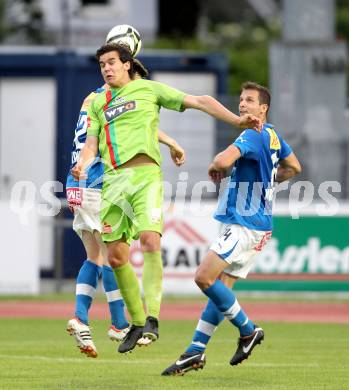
254, 231, 272, 251
66, 187, 83, 206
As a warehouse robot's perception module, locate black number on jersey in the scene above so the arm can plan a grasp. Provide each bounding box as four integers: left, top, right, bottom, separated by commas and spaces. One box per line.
223, 228, 232, 241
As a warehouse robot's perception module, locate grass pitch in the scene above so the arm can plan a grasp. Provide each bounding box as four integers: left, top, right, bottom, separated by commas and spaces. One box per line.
0, 318, 348, 390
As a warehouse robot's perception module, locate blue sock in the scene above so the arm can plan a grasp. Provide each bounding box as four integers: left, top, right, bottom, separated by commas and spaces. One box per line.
75, 260, 101, 325
102, 265, 129, 330
202, 279, 255, 336
186, 299, 224, 354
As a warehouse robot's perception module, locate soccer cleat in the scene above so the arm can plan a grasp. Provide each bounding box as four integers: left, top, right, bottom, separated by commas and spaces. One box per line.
117, 325, 144, 353
161, 352, 206, 376
108, 325, 130, 342
230, 326, 264, 366
137, 316, 159, 345
66, 317, 98, 358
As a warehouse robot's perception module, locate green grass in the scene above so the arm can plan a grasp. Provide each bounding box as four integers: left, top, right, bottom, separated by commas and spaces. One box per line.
1, 291, 348, 303
0, 319, 348, 389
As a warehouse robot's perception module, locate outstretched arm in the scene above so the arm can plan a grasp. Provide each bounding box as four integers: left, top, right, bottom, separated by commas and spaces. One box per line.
183, 95, 262, 131
275, 152, 302, 183
71, 135, 99, 180
158, 129, 186, 166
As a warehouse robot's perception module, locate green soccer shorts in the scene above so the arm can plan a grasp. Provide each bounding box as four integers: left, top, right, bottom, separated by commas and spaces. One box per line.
100, 164, 163, 243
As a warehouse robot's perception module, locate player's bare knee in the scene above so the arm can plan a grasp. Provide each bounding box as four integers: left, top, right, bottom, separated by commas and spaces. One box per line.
106, 239, 129, 268
108, 254, 125, 268
140, 232, 160, 252
194, 270, 212, 290
108, 247, 128, 268
107, 255, 119, 268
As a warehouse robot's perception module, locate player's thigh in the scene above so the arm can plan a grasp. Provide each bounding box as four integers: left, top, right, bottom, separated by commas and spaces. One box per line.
100, 196, 133, 244
101, 171, 136, 243
93, 230, 109, 266
131, 166, 163, 239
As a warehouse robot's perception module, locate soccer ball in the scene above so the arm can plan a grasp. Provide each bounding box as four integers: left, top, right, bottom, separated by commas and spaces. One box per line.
106, 24, 142, 57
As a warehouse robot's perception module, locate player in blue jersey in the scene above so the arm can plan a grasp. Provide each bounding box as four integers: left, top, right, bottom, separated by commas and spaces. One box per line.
66, 58, 186, 358
162, 81, 301, 375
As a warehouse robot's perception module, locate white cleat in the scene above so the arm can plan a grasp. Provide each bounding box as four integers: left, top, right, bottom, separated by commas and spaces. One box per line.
66, 317, 98, 358
107, 325, 130, 342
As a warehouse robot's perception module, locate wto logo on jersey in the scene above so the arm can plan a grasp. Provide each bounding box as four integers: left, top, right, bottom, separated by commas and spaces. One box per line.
104, 101, 136, 122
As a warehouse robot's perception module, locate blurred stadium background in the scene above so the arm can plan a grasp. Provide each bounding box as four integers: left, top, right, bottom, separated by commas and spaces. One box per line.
1, 1, 349, 389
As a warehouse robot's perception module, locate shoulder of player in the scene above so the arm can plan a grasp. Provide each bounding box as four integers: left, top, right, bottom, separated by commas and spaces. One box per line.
128, 79, 169, 100
89, 88, 112, 110
263, 123, 281, 134
115, 79, 153, 95
234, 129, 263, 158
143, 79, 157, 86
81, 86, 106, 109
137, 79, 158, 90
143, 79, 170, 92
262, 123, 286, 141
238, 128, 262, 140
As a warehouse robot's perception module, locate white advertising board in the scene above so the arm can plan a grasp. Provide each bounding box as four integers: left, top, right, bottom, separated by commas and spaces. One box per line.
0, 202, 40, 294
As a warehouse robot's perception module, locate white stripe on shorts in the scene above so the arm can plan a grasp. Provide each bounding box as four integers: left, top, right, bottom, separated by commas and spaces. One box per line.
223, 300, 241, 320
105, 289, 122, 302
197, 319, 217, 336
76, 283, 96, 298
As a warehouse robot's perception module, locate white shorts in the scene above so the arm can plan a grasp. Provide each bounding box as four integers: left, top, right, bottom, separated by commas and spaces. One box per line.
210, 224, 271, 279
66, 187, 102, 238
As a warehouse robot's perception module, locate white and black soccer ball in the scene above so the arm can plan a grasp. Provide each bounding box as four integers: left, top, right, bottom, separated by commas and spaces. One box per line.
106, 24, 142, 57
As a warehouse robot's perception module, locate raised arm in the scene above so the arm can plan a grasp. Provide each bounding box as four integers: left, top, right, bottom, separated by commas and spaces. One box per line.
183, 95, 262, 131
275, 152, 302, 183
158, 129, 186, 166
71, 135, 99, 181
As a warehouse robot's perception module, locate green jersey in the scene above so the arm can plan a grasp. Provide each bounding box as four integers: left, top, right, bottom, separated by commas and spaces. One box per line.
87, 78, 186, 173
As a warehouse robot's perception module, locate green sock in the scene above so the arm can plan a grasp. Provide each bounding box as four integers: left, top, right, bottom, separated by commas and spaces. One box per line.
113, 262, 146, 326
142, 251, 163, 318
